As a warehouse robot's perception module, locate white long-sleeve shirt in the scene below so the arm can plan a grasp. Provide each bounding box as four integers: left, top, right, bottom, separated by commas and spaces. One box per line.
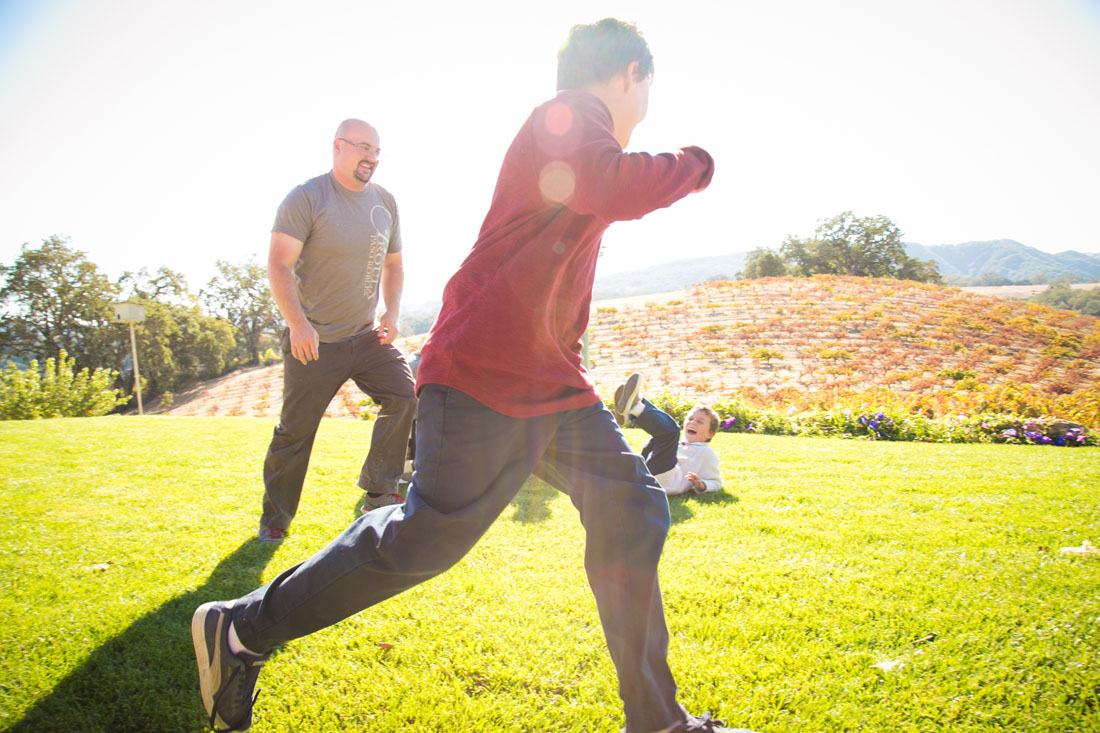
654, 442, 722, 496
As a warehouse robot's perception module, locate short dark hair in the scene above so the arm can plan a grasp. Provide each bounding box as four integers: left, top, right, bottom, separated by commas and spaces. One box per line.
690, 405, 720, 439
557, 18, 654, 90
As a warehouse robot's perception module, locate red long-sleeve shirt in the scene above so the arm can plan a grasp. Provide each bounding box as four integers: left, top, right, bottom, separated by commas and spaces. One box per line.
416, 90, 714, 418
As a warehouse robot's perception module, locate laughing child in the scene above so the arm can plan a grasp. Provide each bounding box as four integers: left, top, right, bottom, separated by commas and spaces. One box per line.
612, 373, 723, 496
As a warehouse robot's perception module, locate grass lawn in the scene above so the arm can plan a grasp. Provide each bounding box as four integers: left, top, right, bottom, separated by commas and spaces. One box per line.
1, 416, 1098, 732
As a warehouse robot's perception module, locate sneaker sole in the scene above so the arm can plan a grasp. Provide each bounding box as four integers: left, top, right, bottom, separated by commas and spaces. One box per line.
615, 373, 641, 426
191, 602, 241, 731
612, 385, 626, 426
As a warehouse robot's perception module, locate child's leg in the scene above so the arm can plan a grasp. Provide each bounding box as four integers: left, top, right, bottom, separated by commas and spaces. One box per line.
635, 399, 680, 476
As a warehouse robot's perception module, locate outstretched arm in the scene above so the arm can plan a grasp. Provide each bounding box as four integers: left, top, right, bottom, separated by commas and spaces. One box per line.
569, 143, 714, 223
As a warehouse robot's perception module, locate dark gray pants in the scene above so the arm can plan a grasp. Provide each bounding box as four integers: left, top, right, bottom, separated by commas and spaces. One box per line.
234, 385, 684, 732
259, 328, 416, 531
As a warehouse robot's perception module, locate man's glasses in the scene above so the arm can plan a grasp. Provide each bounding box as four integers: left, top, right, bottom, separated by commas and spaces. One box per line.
338, 138, 382, 158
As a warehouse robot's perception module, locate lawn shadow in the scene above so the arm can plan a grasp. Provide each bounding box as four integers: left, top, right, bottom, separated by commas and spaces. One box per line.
507, 474, 741, 527
11, 540, 278, 733
669, 491, 739, 526
509, 474, 557, 524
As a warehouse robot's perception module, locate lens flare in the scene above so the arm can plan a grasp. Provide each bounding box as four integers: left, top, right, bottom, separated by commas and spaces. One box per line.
538, 161, 575, 204
544, 102, 574, 136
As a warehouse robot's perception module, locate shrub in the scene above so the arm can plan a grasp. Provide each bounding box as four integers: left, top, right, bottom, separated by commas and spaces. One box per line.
750, 348, 784, 364
0, 351, 128, 419
938, 368, 975, 381
637, 386, 1098, 447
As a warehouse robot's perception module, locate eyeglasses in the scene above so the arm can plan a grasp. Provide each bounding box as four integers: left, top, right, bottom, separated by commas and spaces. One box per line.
338, 138, 382, 158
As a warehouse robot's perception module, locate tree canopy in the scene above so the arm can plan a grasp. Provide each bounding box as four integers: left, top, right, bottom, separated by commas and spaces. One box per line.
1, 236, 282, 409
1030, 282, 1100, 316
0, 235, 119, 372
739, 212, 942, 284
201, 258, 281, 365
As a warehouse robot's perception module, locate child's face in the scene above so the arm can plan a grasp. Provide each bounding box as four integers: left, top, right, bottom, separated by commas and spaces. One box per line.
683, 409, 716, 443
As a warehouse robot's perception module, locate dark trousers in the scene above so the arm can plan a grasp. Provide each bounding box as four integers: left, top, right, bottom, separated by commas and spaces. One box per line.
234, 385, 684, 732
260, 328, 416, 531
635, 398, 680, 476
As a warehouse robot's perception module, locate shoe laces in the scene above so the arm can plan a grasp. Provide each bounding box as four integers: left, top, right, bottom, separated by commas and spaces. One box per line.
682, 712, 726, 731
210, 657, 264, 732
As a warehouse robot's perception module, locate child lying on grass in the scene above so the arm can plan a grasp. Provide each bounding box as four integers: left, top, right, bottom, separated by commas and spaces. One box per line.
612, 373, 723, 496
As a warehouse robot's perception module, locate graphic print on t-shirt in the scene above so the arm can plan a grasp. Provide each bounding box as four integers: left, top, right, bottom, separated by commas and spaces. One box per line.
363, 204, 392, 297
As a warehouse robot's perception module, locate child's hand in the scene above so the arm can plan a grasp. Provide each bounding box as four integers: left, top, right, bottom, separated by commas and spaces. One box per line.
685, 472, 705, 493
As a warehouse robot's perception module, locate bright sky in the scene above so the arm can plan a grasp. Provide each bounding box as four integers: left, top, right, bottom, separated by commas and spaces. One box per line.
2, 0, 1098, 307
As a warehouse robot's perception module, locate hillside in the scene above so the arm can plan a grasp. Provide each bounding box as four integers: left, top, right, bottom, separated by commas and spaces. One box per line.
585, 276, 1099, 402
154, 276, 1099, 421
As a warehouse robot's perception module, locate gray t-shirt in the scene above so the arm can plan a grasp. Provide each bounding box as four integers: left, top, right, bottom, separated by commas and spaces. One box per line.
273, 172, 402, 342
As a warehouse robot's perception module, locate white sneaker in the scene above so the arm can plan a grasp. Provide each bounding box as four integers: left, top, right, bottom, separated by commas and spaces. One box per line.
358, 491, 403, 514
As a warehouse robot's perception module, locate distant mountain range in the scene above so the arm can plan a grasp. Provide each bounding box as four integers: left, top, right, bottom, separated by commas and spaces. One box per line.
591, 240, 1100, 299
905, 240, 1100, 284
593, 254, 747, 299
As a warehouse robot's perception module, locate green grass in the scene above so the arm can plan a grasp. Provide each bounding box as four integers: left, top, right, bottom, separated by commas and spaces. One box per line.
1, 416, 1098, 732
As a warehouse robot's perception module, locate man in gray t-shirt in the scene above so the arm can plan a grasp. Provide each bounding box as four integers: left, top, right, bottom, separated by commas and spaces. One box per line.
258, 119, 416, 543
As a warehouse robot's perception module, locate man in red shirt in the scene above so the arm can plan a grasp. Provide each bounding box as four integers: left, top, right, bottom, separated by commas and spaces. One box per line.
193, 18, 752, 733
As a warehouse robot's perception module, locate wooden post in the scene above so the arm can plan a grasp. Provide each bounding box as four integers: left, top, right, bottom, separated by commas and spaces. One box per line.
129, 321, 143, 415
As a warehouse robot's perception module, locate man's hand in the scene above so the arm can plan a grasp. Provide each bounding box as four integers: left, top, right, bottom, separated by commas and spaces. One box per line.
268, 231, 318, 365
377, 311, 400, 345
288, 322, 320, 364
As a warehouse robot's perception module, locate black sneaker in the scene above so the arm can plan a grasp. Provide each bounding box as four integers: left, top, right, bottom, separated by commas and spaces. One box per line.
191, 601, 268, 732
613, 372, 642, 427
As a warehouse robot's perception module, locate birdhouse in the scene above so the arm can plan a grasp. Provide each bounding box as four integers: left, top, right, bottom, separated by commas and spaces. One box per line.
112, 302, 146, 323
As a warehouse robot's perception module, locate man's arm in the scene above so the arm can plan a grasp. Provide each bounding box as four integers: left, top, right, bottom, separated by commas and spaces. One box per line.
377, 251, 403, 345
268, 231, 319, 364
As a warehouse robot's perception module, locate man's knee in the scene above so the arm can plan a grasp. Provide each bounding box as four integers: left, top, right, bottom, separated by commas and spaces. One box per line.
379, 391, 417, 417
269, 417, 322, 447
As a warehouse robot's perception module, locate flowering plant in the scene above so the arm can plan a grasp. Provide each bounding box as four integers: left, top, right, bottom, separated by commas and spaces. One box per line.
857, 411, 895, 440
629, 389, 1097, 447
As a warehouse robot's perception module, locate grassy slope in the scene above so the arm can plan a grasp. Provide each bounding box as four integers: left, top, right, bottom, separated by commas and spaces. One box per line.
587, 275, 1100, 401
2, 417, 1098, 732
